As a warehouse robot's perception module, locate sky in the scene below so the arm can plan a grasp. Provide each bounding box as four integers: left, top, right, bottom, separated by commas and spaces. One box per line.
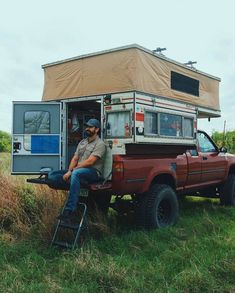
0, 0, 235, 135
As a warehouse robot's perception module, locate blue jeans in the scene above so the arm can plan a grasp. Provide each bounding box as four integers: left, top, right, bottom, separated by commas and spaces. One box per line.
48, 168, 99, 212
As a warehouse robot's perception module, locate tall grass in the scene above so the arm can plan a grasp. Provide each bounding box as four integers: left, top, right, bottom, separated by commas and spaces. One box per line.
0, 153, 66, 240
0, 153, 235, 292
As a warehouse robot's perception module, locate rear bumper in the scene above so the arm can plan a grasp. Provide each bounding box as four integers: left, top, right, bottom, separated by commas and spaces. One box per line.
26, 175, 112, 191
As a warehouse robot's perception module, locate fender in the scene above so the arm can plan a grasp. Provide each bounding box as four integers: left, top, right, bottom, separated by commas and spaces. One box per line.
140, 166, 177, 194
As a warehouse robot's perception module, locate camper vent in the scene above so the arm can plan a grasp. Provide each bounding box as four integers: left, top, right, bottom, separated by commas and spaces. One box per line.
171, 71, 199, 97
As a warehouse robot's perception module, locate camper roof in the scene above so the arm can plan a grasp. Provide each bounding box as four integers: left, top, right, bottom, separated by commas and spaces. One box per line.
41, 44, 221, 116
42, 44, 220, 82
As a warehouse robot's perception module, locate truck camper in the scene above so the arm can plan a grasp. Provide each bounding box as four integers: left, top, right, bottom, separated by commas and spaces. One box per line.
12, 45, 235, 245
12, 44, 221, 175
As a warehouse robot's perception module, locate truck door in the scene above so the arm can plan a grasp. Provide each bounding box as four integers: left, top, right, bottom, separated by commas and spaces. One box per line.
197, 131, 227, 184
12, 102, 61, 174
185, 149, 202, 188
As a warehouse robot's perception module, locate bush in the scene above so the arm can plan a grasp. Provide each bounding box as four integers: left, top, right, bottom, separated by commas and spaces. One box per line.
212, 130, 235, 153
0, 130, 11, 152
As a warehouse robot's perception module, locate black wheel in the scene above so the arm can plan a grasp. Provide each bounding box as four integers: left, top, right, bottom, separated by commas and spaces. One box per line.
220, 174, 235, 206
136, 184, 179, 229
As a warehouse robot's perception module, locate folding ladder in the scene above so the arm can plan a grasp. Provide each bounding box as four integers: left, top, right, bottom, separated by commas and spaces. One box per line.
51, 202, 88, 250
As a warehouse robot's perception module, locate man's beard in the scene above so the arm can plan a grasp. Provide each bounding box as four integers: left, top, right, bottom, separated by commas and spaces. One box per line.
86, 129, 96, 137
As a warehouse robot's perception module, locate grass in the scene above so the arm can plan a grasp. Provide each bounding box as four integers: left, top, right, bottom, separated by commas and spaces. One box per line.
0, 152, 235, 292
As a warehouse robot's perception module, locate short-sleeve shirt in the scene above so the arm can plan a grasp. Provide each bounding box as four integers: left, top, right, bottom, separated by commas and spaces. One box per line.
74, 136, 106, 174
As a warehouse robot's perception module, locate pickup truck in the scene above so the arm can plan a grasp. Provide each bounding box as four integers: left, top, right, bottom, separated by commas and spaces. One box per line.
108, 130, 235, 229
33, 129, 235, 230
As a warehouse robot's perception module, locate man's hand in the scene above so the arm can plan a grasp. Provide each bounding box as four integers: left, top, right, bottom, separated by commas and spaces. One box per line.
63, 170, 72, 181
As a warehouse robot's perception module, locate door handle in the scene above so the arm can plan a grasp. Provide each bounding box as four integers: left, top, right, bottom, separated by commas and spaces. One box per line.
202, 156, 207, 160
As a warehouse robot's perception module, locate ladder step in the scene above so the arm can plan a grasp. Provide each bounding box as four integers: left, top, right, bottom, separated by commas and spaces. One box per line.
52, 240, 73, 249
59, 222, 80, 230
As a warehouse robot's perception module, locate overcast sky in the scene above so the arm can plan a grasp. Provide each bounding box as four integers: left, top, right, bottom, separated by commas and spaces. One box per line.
0, 0, 234, 134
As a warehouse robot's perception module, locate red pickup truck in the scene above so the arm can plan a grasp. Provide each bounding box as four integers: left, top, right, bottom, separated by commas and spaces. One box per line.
103, 130, 235, 229
27, 129, 235, 229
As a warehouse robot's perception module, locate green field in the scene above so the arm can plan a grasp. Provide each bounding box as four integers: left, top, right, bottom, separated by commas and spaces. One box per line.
0, 153, 235, 292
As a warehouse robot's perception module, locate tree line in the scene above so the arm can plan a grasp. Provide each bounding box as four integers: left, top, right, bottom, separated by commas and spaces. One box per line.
212, 130, 235, 153
0, 130, 235, 153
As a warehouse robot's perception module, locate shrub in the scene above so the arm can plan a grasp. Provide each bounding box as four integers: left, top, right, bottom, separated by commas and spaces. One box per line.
0, 130, 11, 152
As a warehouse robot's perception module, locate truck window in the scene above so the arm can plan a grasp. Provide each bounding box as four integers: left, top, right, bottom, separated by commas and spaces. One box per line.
197, 132, 216, 152
145, 111, 158, 135
24, 111, 50, 134
184, 118, 193, 137
160, 113, 182, 137
106, 111, 131, 138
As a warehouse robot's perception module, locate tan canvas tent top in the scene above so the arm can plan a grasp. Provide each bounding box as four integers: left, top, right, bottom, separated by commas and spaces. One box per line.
42, 44, 221, 116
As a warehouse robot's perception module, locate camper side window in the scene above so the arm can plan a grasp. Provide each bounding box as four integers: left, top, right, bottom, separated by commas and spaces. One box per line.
160, 113, 182, 137
24, 111, 50, 134
145, 111, 158, 135
106, 111, 131, 138
184, 118, 194, 137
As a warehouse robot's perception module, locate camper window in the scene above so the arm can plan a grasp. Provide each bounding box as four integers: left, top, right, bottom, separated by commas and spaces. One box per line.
24, 111, 50, 134
106, 110, 131, 138
171, 71, 199, 97
145, 111, 158, 135
160, 113, 182, 137
184, 118, 194, 137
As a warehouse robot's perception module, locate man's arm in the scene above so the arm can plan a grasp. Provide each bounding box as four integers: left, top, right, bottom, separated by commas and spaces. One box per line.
63, 155, 79, 181
68, 155, 79, 171
63, 154, 98, 181
73, 155, 98, 169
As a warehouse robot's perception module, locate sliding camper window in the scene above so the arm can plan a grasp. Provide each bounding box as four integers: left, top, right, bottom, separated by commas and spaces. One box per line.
145, 111, 158, 135
106, 110, 131, 138
24, 111, 50, 134
160, 113, 182, 137
184, 117, 194, 137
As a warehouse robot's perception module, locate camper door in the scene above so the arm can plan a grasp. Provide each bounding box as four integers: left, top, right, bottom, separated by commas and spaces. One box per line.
12, 102, 61, 174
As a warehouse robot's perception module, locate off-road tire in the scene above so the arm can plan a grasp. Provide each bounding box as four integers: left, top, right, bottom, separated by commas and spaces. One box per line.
136, 184, 179, 229
220, 174, 235, 206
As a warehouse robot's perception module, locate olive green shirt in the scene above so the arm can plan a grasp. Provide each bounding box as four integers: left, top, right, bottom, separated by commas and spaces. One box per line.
74, 136, 106, 174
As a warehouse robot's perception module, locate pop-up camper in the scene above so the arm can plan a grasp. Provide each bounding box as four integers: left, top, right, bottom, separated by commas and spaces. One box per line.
12, 44, 220, 175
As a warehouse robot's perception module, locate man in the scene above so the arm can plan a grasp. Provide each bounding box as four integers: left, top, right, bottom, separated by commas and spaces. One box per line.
48, 118, 106, 221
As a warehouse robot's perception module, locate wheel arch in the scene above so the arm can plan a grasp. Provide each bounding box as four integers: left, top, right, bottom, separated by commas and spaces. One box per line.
228, 164, 235, 175
151, 173, 176, 190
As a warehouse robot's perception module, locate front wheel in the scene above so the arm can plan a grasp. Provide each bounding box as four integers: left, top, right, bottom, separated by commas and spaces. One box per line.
220, 174, 235, 206
136, 184, 179, 229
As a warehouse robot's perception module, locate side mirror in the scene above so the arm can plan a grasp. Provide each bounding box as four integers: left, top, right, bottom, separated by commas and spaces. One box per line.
219, 146, 227, 153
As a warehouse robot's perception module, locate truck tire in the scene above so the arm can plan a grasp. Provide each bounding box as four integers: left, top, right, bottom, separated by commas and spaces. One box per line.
220, 174, 235, 206
136, 184, 179, 229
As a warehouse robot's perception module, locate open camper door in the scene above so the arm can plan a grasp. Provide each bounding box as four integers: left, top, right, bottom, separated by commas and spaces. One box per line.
12, 102, 61, 174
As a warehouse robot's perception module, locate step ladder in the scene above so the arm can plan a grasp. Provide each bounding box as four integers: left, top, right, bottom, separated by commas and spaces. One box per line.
51, 202, 88, 250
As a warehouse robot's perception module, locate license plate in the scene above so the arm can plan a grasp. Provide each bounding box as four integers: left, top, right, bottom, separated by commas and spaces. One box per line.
80, 188, 89, 197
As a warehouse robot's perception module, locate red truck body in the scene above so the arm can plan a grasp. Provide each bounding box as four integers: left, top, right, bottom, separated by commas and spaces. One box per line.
111, 131, 235, 196
26, 129, 235, 231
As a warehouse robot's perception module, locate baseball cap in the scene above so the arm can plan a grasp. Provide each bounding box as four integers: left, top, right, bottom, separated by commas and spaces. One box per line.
84, 118, 100, 128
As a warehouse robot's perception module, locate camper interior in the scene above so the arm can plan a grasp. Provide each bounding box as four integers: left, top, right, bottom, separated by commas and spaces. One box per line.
67, 99, 101, 166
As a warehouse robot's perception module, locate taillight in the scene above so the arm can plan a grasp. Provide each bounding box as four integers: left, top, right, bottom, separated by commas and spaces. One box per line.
112, 157, 124, 180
